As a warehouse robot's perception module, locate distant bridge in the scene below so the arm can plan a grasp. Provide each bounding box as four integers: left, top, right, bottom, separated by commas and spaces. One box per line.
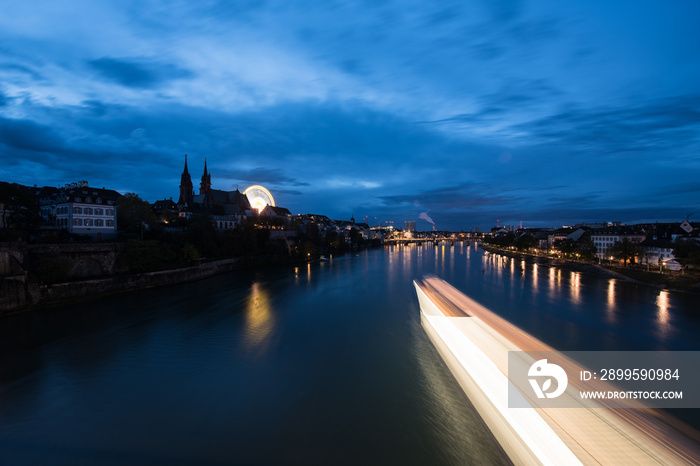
384, 238, 479, 246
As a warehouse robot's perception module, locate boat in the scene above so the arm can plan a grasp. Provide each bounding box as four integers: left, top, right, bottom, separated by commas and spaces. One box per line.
414, 276, 700, 465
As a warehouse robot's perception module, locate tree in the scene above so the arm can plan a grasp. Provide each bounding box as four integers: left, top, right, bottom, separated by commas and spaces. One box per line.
349, 227, 363, 251
608, 238, 638, 267
553, 239, 577, 258
483, 232, 515, 249
514, 234, 538, 251
187, 215, 220, 258
117, 193, 156, 236
575, 238, 597, 262
0, 182, 41, 241
120, 240, 178, 272
673, 239, 700, 270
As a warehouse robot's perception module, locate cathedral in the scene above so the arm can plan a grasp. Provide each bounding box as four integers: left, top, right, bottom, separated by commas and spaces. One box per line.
176, 155, 253, 229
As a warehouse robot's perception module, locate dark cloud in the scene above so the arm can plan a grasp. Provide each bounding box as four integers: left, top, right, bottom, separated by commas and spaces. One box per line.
0, 117, 66, 153
514, 95, 700, 154
87, 57, 194, 89
488, 0, 523, 23
0, 63, 44, 82
380, 183, 525, 210
651, 182, 700, 198
217, 167, 310, 187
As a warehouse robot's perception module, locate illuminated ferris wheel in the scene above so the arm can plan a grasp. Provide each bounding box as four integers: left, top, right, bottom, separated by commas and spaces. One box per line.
243, 185, 275, 212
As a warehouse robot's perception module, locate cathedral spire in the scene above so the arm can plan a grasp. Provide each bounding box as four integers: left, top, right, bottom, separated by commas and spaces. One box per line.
178, 154, 194, 207
200, 157, 212, 197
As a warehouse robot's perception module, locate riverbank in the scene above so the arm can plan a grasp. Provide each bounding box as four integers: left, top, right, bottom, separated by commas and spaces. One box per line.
0, 240, 382, 315
0, 252, 315, 316
480, 245, 700, 293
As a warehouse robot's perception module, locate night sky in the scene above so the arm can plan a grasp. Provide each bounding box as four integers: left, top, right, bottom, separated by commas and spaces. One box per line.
1, 1, 699, 231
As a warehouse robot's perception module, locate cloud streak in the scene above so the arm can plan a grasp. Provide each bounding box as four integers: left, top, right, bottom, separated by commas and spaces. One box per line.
88, 57, 195, 89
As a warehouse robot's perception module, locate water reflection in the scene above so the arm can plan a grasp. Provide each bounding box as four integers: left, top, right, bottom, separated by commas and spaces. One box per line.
532, 263, 538, 291
548, 267, 557, 301
570, 272, 581, 304
242, 282, 275, 351
606, 280, 616, 322
656, 291, 670, 327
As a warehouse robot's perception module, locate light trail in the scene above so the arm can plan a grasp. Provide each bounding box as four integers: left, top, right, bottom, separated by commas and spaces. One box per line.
415, 276, 700, 465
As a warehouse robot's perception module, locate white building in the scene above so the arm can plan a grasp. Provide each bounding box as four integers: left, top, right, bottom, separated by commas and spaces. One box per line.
590, 228, 646, 260
38, 181, 121, 239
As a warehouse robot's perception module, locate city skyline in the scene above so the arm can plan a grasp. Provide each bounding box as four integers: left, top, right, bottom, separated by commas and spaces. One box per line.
1, 1, 699, 230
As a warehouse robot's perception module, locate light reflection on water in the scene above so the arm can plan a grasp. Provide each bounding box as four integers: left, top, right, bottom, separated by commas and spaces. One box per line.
242, 282, 275, 352
657, 290, 670, 327
606, 280, 616, 323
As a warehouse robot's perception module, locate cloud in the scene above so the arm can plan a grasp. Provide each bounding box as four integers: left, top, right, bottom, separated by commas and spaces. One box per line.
87, 57, 194, 89
513, 95, 700, 154
0, 63, 44, 82
217, 167, 310, 187
0, 117, 66, 153
380, 183, 526, 211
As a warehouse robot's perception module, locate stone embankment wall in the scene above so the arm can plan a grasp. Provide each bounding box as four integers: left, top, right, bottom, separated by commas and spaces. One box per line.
29, 258, 240, 310
28, 243, 128, 278
0, 242, 240, 314
1, 242, 29, 311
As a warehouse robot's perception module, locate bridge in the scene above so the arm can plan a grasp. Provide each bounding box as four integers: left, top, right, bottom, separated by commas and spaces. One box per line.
383, 238, 478, 246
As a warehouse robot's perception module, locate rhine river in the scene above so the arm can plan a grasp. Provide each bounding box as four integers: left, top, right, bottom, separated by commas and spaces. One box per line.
1, 243, 699, 465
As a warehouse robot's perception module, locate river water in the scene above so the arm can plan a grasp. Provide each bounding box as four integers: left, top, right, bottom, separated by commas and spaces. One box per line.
1, 243, 699, 465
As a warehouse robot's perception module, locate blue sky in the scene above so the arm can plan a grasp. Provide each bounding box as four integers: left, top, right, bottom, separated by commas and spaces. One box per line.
1, 0, 699, 230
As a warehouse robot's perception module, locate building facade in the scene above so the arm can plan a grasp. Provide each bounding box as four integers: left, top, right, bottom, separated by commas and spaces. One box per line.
38, 181, 121, 239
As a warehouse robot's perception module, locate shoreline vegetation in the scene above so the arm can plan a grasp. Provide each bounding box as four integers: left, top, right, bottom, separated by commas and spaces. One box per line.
480, 244, 700, 294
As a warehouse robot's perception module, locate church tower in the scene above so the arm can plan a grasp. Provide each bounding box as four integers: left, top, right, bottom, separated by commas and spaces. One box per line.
200, 157, 214, 205
177, 154, 194, 206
